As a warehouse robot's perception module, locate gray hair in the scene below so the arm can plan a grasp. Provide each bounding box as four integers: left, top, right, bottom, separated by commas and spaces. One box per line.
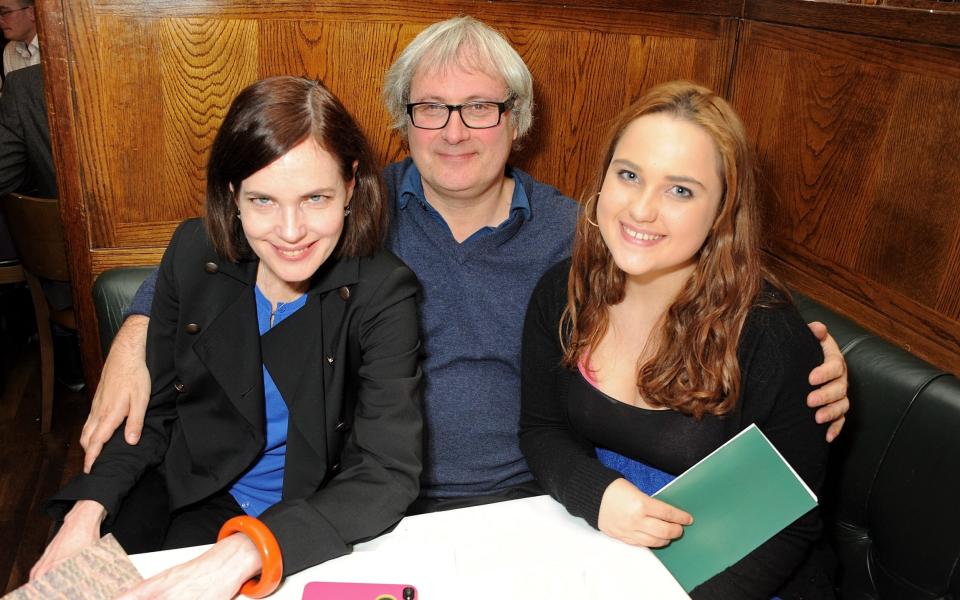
383, 16, 534, 143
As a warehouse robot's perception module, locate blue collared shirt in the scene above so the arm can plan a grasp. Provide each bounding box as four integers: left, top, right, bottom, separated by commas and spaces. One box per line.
228, 286, 308, 517
397, 162, 531, 243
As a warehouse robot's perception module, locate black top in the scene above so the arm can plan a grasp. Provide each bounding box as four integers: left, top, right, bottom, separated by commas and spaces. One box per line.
520, 259, 830, 598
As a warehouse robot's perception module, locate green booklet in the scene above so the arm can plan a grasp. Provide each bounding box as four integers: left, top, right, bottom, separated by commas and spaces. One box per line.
651, 423, 817, 592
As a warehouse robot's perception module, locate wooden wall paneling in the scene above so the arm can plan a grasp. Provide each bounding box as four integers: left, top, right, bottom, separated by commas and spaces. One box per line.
87, 0, 740, 22
95, 16, 161, 239
257, 19, 412, 167
157, 18, 258, 226
859, 75, 960, 308
37, 0, 105, 391
939, 217, 960, 320
745, 0, 960, 48
621, 25, 737, 100
512, 27, 633, 200
731, 21, 960, 374
63, 2, 120, 250
542, 0, 742, 16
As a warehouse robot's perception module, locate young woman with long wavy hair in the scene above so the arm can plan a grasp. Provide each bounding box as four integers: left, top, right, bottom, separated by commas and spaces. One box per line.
520, 81, 832, 598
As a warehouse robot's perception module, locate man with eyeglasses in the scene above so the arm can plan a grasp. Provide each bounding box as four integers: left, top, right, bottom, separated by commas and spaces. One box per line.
0, 0, 38, 89
81, 16, 851, 514
377, 17, 583, 511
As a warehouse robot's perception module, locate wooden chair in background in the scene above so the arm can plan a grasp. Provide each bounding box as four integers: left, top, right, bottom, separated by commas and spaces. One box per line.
0, 261, 25, 285
2, 193, 76, 433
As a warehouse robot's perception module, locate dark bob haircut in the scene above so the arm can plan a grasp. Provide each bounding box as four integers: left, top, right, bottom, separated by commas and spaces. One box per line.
205, 76, 386, 262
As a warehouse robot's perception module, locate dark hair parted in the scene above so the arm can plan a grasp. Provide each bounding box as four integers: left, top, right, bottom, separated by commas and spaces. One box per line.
205, 76, 386, 262
563, 80, 786, 419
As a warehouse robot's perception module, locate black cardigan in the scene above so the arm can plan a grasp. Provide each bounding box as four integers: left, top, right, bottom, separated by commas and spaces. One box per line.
519, 259, 831, 599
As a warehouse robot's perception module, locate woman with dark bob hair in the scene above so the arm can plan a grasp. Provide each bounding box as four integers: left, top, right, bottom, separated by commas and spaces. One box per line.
520, 81, 831, 598
32, 76, 423, 598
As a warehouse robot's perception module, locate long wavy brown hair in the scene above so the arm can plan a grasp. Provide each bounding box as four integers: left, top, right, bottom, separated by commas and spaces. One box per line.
562, 80, 781, 418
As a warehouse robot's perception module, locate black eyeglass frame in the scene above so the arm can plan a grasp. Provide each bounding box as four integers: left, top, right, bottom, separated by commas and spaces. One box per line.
405, 98, 514, 130
0, 6, 29, 18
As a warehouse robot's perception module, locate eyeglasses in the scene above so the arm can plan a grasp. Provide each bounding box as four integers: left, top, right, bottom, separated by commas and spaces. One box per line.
406, 98, 513, 130
0, 6, 29, 18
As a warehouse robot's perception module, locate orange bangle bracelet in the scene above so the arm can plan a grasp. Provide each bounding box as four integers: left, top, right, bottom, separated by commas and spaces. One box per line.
217, 515, 284, 598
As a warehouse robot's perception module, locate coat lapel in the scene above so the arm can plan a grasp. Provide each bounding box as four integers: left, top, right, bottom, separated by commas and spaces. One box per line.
260, 255, 360, 497
192, 258, 266, 435
261, 295, 327, 465
311, 256, 359, 463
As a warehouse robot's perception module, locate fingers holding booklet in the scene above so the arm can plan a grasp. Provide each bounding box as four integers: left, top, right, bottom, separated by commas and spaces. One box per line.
598, 478, 693, 548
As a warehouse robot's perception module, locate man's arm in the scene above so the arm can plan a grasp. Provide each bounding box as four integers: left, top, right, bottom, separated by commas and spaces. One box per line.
80, 270, 157, 472
806, 322, 849, 442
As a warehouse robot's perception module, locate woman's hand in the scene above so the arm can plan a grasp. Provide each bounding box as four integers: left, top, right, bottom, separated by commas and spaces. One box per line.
117, 533, 263, 600
598, 478, 692, 547
30, 500, 107, 580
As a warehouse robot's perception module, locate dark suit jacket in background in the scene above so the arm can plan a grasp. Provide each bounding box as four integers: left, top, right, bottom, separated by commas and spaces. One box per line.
0, 64, 57, 261
51, 219, 424, 576
0, 64, 56, 198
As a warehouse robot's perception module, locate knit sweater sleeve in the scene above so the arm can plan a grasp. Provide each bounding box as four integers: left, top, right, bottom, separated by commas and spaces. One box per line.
691, 298, 829, 599
519, 260, 622, 527
126, 268, 158, 317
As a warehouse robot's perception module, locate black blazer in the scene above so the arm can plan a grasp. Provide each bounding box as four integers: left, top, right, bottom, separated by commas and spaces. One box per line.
53, 219, 423, 575
0, 64, 57, 198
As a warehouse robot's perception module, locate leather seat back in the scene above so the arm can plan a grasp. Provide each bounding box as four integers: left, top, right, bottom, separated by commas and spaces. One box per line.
795, 294, 960, 599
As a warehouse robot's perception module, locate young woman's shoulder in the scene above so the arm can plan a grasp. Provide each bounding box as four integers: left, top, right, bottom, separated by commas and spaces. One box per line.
527, 257, 571, 317
739, 281, 822, 377
745, 282, 811, 335
535, 257, 572, 297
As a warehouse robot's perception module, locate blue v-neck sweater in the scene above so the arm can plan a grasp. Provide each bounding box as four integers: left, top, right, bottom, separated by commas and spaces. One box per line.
385, 158, 578, 498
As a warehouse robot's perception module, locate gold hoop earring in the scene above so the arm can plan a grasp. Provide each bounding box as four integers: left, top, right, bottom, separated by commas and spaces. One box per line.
585, 192, 599, 228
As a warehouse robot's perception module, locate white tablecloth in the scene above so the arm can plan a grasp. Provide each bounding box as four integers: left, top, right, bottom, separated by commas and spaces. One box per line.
130, 495, 689, 600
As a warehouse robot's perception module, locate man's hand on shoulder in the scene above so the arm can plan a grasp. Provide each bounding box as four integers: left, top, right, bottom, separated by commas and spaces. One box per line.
806, 321, 849, 443
81, 315, 151, 473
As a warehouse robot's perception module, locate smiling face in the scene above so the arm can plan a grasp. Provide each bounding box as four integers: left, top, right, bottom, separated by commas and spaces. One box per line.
236, 139, 355, 301
406, 57, 517, 203
597, 113, 723, 287
0, 0, 34, 43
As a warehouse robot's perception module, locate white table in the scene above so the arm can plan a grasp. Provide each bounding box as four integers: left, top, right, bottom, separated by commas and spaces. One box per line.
130, 495, 689, 600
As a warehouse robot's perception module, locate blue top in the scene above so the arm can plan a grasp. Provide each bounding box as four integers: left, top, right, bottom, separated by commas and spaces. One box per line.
385, 158, 578, 498
397, 161, 531, 243
228, 286, 307, 516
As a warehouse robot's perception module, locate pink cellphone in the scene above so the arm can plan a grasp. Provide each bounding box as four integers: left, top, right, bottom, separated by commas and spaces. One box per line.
301, 581, 417, 600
